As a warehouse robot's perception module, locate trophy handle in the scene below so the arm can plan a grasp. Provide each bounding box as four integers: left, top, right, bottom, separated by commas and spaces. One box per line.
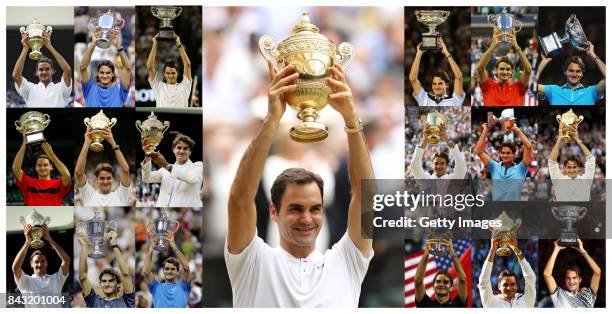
114, 18, 125, 29
175, 7, 183, 16
577, 207, 587, 220
513, 19, 522, 33
88, 18, 99, 31
108, 118, 117, 128
336, 42, 355, 69
487, 14, 498, 25
551, 207, 561, 220
84, 117, 91, 127
14, 120, 22, 132
135, 120, 143, 134
162, 121, 170, 135
576, 115, 584, 124
19, 216, 26, 225
170, 220, 180, 233
42, 114, 51, 128
259, 35, 281, 72
151, 7, 159, 16
19, 26, 26, 34
45, 26, 53, 35
555, 114, 562, 123
43, 216, 51, 225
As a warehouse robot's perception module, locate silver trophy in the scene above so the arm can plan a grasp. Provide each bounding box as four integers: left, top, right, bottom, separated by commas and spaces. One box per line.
15, 111, 51, 145
491, 211, 521, 256
77, 211, 117, 259
151, 6, 182, 41
88, 10, 125, 49
552, 205, 587, 247
539, 14, 588, 57
415, 10, 450, 50
487, 108, 515, 132
19, 209, 51, 249
488, 9, 522, 49
146, 210, 180, 251
19, 19, 52, 60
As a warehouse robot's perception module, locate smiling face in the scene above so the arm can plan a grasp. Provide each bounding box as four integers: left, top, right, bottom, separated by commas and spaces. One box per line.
164, 66, 178, 85
495, 62, 513, 83
100, 273, 119, 296
565, 63, 584, 87
433, 156, 448, 177
163, 262, 179, 282
95, 170, 114, 194
30, 254, 47, 277
35, 157, 53, 179
564, 160, 579, 179
36, 61, 54, 84
433, 273, 452, 298
97, 65, 115, 87
173, 140, 192, 164
498, 275, 518, 300
500, 146, 515, 165
271, 182, 323, 255
565, 270, 582, 293
431, 76, 448, 97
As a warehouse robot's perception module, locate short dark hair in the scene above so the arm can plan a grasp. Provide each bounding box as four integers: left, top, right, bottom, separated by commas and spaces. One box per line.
566, 265, 582, 278
564, 56, 585, 72
95, 163, 115, 178
495, 56, 515, 70
172, 134, 196, 151
163, 257, 180, 270
36, 154, 51, 164
163, 61, 179, 72
564, 156, 582, 167
30, 250, 47, 262
95, 60, 117, 83
433, 270, 453, 284
99, 268, 121, 283
432, 71, 450, 85
498, 269, 518, 283
500, 141, 517, 154
36, 57, 55, 71
270, 168, 324, 210
433, 152, 450, 164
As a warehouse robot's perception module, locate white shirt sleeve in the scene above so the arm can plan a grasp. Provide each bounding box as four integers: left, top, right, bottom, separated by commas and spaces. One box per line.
61, 76, 72, 99
15, 76, 33, 100
452, 91, 466, 106
332, 232, 374, 291
141, 160, 164, 183
116, 182, 130, 206
450, 145, 466, 179
181, 74, 193, 95
413, 88, 428, 106
477, 260, 495, 308
583, 155, 596, 180
224, 233, 265, 305
78, 180, 95, 205
409, 146, 429, 180
548, 159, 562, 180
519, 258, 536, 307
171, 161, 203, 184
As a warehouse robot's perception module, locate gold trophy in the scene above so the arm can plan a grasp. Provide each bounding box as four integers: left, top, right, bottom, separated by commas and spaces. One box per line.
19, 209, 51, 249
151, 6, 182, 41
20, 19, 52, 60
491, 211, 521, 256
84, 110, 117, 152
556, 109, 584, 143
259, 13, 355, 143
421, 111, 448, 144
15, 111, 51, 145
136, 112, 170, 155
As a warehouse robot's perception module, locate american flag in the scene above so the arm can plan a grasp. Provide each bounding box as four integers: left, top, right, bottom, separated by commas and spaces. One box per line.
404, 239, 472, 307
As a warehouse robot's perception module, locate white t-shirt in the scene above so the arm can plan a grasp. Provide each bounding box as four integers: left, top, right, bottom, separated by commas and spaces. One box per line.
15, 76, 72, 108
149, 74, 192, 108
78, 180, 130, 207
413, 88, 464, 106
15, 270, 68, 308
409, 145, 467, 180
224, 232, 373, 307
548, 155, 595, 201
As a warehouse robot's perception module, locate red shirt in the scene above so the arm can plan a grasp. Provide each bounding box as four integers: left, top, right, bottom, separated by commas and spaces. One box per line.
480, 77, 527, 106
15, 173, 71, 206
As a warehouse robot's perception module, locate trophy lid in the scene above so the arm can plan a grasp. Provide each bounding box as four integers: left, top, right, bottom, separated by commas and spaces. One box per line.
292, 13, 320, 34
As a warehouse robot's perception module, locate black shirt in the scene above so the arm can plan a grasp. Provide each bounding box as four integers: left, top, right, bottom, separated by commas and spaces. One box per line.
416, 293, 467, 307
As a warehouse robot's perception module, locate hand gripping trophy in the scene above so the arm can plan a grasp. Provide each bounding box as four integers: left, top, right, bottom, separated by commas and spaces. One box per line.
421, 111, 448, 145
259, 13, 355, 143
146, 210, 180, 252
136, 112, 170, 156
19, 209, 51, 249
488, 9, 522, 49
84, 110, 118, 152
556, 109, 584, 143
20, 19, 52, 60
490, 211, 521, 256
88, 10, 124, 49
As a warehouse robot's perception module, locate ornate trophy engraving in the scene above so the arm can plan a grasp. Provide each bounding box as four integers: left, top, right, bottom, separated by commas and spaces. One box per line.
415, 10, 450, 50
259, 13, 355, 143
136, 112, 170, 155
491, 211, 521, 256
15, 111, 51, 145
88, 10, 125, 49
77, 211, 117, 259
420, 111, 448, 144
19, 19, 52, 60
19, 209, 51, 249
552, 205, 587, 247
488, 9, 522, 49
151, 6, 183, 41
84, 110, 117, 152
556, 109, 584, 143
539, 14, 588, 57
146, 210, 180, 252
487, 108, 515, 132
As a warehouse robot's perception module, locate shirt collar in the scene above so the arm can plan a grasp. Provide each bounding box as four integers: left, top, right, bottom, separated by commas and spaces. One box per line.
279, 246, 323, 264
32, 273, 49, 280
37, 81, 56, 88
561, 83, 585, 90
427, 93, 452, 103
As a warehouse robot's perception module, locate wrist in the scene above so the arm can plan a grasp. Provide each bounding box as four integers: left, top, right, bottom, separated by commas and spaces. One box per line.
117, 46, 124, 52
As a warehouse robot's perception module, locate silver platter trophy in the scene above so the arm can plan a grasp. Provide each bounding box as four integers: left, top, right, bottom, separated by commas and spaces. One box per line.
88, 10, 125, 49
146, 210, 180, 251
19, 209, 51, 249
77, 211, 117, 259
415, 10, 450, 50
488, 9, 522, 49
552, 205, 587, 247
539, 14, 588, 57
151, 6, 183, 41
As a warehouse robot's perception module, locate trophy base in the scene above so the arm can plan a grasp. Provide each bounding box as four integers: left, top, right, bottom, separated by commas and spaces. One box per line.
90, 142, 105, 152
29, 50, 43, 60
496, 247, 513, 256
560, 135, 573, 143
421, 35, 441, 50
539, 33, 562, 57
290, 122, 329, 143
158, 27, 175, 41
428, 136, 441, 145
30, 239, 44, 249
559, 232, 578, 247
429, 250, 448, 257
26, 131, 46, 145
96, 38, 111, 49
154, 244, 167, 252
144, 149, 157, 157
88, 251, 106, 259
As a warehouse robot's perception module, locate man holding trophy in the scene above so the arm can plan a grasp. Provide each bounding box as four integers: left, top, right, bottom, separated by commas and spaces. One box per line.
409, 120, 466, 180
78, 229, 135, 307
409, 39, 464, 106
476, 29, 532, 106
477, 231, 536, 307
12, 224, 70, 307
142, 231, 192, 307
12, 137, 71, 206
146, 33, 193, 107
79, 28, 131, 107
75, 125, 130, 206
12, 27, 72, 107
543, 239, 601, 308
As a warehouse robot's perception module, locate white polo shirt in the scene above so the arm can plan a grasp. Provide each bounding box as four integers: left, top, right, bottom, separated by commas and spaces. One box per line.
224, 232, 373, 307
15, 270, 68, 308
149, 75, 192, 108
15, 76, 72, 108
78, 180, 130, 207
413, 88, 464, 106
409, 145, 467, 180
548, 155, 595, 201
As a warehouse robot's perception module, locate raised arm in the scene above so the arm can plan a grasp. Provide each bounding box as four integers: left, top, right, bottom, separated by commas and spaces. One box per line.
543, 240, 563, 294
512, 123, 532, 166
477, 29, 501, 84
586, 42, 606, 97
41, 142, 71, 187
509, 235, 536, 307
106, 230, 134, 294
478, 237, 498, 307
408, 43, 424, 95
445, 239, 467, 303
79, 30, 99, 84
41, 224, 70, 275
12, 32, 29, 87
440, 38, 463, 96
77, 232, 92, 296
414, 240, 432, 302
570, 125, 591, 158
328, 63, 374, 256
408, 124, 430, 179
549, 123, 563, 163
226, 62, 297, 254
12, 224, 33, 281
43, 30, 71, 86
508, 32, 532, 87
102, 127, 130, 187
167, 231, 191, 282
577, 238, 601, 294
146, 34, 158, 82
536, 56, 552, 95
75, 126, 93, 188
11, 136, 26, 182
111, 29, 131, 90
141, 233, 156, 285
175, 34, 192, 81
475, 123, 491, 167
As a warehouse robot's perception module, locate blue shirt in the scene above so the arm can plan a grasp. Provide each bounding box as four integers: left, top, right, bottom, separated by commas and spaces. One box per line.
488, 160, 528, 201
543, 83, 601, 105
148, 278, 191, 308
83, 79, 129, 107
85, 289, 135, 308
